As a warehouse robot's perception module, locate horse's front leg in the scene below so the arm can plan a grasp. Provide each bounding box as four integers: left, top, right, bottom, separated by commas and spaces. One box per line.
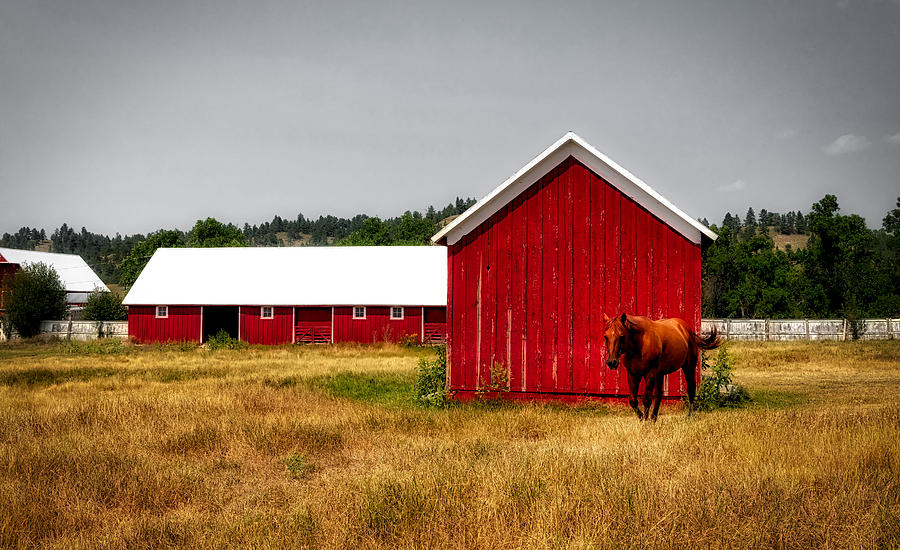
642, 375, 655, 420
626, 371, 643, 420
649, 375, 665, 421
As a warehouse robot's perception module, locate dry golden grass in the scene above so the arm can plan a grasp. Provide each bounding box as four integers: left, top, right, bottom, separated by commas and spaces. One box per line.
1, 339, 898, 549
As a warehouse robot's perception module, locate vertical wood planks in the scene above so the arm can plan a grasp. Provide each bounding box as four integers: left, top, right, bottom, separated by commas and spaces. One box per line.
572, 161, 590, 392
525, 182, 542, 392
444, 155, 705, 401
509, 195, 527, 391
588, 168, 607, 394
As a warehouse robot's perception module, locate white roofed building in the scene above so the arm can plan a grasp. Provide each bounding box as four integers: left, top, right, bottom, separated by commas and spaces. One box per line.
122, 246, 448, 345
0, 247, 109, 311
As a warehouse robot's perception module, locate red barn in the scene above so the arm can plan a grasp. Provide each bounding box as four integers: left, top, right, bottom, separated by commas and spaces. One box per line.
0, 247, 109, 313
122, 246, 447, 345
432, 132, 717, 401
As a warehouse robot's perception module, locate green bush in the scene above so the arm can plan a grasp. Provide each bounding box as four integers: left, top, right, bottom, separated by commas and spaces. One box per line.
82, 289, 127, 321
3, 262, 68, 338
206, 329, 245, 351
414, 345, 448, 407
695, 344, 751, 411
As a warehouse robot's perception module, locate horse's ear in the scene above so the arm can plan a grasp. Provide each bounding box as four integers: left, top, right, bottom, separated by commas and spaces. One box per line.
603, 313, 610, 324
620, 313, 628, 325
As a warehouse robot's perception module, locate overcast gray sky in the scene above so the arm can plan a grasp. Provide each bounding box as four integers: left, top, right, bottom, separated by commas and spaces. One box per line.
1, 0, 898, 236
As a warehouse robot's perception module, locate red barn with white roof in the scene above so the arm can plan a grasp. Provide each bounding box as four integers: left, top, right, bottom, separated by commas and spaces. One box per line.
122, 246, 447, 345
0, 247, 109, 312
432, 133, 717, 401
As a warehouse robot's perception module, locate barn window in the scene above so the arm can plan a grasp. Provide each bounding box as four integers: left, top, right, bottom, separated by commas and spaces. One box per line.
390, 306, 404, 320
353, 306, 366, 319
155, 305, 168, 318
261, 306, 274, 319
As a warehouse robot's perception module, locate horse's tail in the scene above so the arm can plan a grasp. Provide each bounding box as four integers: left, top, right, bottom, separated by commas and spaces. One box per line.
694, 326, 722, 350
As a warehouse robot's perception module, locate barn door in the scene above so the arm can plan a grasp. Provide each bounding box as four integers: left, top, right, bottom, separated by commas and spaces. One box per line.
295, 307, 332, 343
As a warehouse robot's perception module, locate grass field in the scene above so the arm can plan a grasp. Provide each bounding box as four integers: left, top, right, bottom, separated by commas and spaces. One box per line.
1, 339, 898, 549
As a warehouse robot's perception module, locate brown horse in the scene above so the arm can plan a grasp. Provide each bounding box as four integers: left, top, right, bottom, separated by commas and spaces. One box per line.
603, 313, 720, 421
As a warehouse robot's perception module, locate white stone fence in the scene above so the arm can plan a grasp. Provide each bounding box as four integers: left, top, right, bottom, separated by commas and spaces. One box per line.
701, 319, 900, 341
37, 320, 128, 341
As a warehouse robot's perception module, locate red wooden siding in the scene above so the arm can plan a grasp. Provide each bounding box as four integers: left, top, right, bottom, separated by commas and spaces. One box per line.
128, 305, 201, 343
239, 306, 293, 345
0, 263, 18, 310
447, 156, 703, 399
332, 306, 424, 344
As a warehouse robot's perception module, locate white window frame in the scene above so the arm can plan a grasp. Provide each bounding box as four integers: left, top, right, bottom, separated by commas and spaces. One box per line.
155, 305, 168, 319
353, 306, 366, 320
390, 306, 404, 320
260, 306, 274, 319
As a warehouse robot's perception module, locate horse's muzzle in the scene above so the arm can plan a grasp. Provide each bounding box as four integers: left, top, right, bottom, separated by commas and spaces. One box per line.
606, 359, 619, 370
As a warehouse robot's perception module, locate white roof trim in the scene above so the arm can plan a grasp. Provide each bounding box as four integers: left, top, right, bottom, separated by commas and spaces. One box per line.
122, 246, 447, 306
432, 132, 718, 246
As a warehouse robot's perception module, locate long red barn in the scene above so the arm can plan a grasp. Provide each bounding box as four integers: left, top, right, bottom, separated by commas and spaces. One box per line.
432, 132, 717, 401
123, 246, 447, 345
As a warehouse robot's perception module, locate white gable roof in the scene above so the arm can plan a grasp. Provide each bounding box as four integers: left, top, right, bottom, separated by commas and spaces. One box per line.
0, 247, 108, 293
432, 132, 718, 246
122, 246, 447, 306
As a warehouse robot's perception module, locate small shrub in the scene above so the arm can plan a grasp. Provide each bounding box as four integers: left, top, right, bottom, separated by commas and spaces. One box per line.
3, 262, 68, 337
415, 345, 447, 407
476, 362, 511, 401
399, 333, 418, 347
285, 452, 311, 478
81, 289, 127, 321
206, 329, 245, 351
695, 343, 750, 411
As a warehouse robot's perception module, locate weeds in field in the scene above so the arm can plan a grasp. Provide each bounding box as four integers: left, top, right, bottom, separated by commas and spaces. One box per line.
414, 345, 447, 407
696, 343, 751, 411
285, 452, 311, 478
206, 329, 246, 350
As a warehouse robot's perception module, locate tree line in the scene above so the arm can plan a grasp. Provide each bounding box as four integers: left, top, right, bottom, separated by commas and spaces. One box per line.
702, 195, 899, 319
2, 194, 897, 319
0, 197, 477, 286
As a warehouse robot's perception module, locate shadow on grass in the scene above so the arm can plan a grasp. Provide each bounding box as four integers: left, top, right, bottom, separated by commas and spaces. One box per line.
0, 366, 121, 387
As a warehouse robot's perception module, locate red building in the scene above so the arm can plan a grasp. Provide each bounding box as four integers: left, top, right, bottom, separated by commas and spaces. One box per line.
432, 133, 718, 401
0, 247, 109, 313
123, 246, 447, 345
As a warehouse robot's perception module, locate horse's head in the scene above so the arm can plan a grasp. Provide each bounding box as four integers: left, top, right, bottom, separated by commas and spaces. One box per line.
603, 313, 635, 370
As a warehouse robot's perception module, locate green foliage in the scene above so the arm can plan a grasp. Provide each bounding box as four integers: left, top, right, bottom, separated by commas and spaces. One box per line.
3, 262, 68, 338
305, 371, 414, 407
81, 290, 127, 321
703, 195, 900, 318
338, 212, 437, 246
285, 452, 311, 479
205, 329, 246, 350
476, 362, 511, 399
118, 230, 184, 287
188, 218, 247, 248
414, 345, 448, 407
695, 344, 750, 411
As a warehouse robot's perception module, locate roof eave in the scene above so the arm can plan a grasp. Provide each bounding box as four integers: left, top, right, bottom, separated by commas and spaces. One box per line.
431, 132, 718, 246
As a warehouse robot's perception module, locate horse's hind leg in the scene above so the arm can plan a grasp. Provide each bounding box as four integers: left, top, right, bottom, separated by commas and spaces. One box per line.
627, 372, 643, 420
683, 355, 698, 417
642, 376, 654, 420
650, 376, 664, 421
